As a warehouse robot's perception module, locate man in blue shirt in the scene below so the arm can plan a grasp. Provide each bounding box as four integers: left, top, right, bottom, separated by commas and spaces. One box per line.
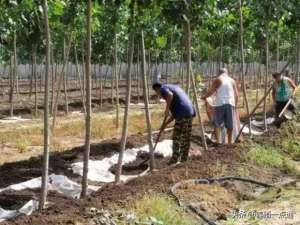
152, 82, 195, 164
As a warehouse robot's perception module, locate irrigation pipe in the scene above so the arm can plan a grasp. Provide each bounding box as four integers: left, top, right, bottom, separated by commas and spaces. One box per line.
170, 177, 274, 225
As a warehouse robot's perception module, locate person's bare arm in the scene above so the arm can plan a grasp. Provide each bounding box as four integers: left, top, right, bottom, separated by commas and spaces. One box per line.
201, 78, 221, 100
288, 78, 297, 97
164, 92, 174, 117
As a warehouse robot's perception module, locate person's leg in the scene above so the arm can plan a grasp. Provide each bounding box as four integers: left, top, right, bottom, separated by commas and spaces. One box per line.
181, 117, 193, 161
227, 128, 233, 144
213, 105, 225, 144
215, 127, 221, 144
224, 104, 235, 144
275, 101, 286, 117
288, 99, 297, 113
171, 118, 183, 163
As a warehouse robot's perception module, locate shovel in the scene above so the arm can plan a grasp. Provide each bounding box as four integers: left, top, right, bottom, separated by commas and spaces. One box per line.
138, 115, 169, 166
275, 85, 299, 126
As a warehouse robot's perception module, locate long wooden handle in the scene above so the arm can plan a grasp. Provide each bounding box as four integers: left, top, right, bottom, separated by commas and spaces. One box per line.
278, 99, 293, 118
153, 115, 168, 152
235, 85, 273, 142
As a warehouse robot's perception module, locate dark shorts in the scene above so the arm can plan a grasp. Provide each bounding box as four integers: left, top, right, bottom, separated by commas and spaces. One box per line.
213, 104, 235, 129
275, 100, 296, 117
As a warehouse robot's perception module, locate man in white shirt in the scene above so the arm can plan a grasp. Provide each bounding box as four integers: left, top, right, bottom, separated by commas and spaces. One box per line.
201, 68, 239, 144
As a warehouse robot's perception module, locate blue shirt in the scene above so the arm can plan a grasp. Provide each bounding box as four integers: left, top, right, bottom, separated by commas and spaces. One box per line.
160, 84, 195, 119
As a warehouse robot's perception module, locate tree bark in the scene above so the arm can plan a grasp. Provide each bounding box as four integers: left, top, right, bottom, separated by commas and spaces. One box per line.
184, 16, 208, 151
185, 23, 191, 95
29, 55, 34, 100
81, 0, 92, 198
9, 55, 14, 117
51, 36, 72, 131
296, 27, 300, 85
141, 31, 154, 170
115, 22, 134, 183
50, 46, 55, 115
40, 0, 51, 210
276, 23, 280, 72
63, 40, 69, 114
238, 0, 251, 135
263, 22, 269, 130
13, 31, 19, 100
114, 34, 120, 128
34, 52, 38, 116
74, 45, 86, 114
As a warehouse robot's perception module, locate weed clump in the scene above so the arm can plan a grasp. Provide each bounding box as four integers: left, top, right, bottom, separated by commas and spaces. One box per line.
247, 145, 283, 169
247, 144, 297, 174
124, 194, 198, 225
283, 139, 300, 160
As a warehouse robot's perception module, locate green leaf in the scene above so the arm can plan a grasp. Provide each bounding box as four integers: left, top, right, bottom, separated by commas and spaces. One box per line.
156, 36, 167, 48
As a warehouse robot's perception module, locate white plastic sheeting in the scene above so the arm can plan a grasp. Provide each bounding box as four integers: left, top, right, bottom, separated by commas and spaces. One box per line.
0, 174, 100, 222
0, 117, 29, 124
240, 124, 264, 136
0, 200, 39, 222
0, 174, 100, 199
71, 140, 173, 183
252, 117, 275, 127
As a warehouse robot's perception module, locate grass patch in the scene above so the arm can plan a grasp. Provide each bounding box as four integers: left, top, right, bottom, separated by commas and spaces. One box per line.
247, 145, 283, 169
247, 144, 297, 174
236, 167, 250, 177
283, 139, 300, 160
123, 194, 199, 225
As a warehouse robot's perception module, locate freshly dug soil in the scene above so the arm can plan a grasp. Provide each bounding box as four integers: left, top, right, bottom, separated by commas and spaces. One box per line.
0, 125, 284, 225
0, 190, 33, 210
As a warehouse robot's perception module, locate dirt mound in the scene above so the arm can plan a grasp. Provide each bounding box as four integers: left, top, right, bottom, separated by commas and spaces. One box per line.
175, 183, 237, 220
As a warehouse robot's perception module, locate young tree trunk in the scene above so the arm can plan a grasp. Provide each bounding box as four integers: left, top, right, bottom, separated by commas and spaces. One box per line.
185, 23, 191, 95
63, 40, 69, 114
29, 58, 34, 100
276, 23, 280, 72
181, 52, 185, 88
263, 23, 270, 130
13, 31, 19, 100
9, 55, 14, 117
51, 36, 72, 131
114, 34, 120, 128
81, 41, 86, 94
40, 0, 51, 210
115, 26, 134, 184
74, 45, 86, 114
184, 16, 208, 151
50, 46, 55, 114
220, 33, 224, 69
136, 44, 140, 103
111, 61, 114, 104
81, 0, 92, 198
296, 27, 300, 85
34, 55, 38, 117
238, 0, 252, 135
141, 31, 154, 170
99, 75, 103, 108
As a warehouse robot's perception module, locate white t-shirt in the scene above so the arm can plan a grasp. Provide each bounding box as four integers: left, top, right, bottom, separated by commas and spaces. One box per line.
215, 74, 235, 107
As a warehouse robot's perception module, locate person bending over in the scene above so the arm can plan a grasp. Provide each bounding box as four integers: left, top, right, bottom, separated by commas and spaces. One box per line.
152, 82, 195, 164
